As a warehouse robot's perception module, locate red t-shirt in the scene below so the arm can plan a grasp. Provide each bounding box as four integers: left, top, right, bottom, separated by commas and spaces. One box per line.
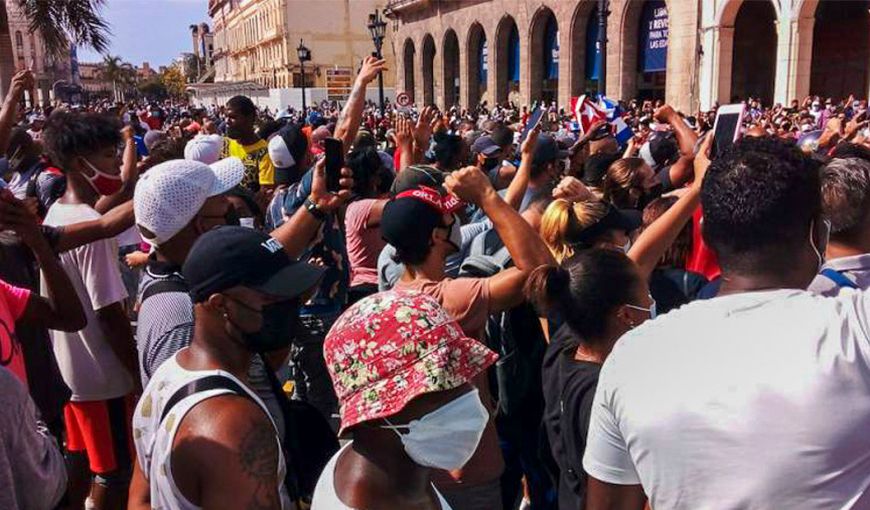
0, 279, 32, 386
687, 208, 721, 280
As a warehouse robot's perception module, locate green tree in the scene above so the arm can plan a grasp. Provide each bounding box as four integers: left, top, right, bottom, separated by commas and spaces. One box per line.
0, 0, 111, 96
138, 79, 167, 101
161, 66, 186, 99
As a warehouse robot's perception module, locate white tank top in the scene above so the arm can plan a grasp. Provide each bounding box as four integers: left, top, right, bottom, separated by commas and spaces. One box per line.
132, 352, 290, 510
312, 442, 452, 510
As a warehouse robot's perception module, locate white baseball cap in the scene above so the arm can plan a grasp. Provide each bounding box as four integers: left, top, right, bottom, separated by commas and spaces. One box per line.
134, 157, 245, 246
184, 134, 224, 165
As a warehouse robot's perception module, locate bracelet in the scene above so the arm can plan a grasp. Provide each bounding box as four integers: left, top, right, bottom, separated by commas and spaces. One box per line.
304, 197, 328, 221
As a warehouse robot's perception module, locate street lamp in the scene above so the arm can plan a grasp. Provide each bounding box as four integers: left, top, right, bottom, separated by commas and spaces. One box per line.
296, 39, 311, 118
367, 9, 387, 116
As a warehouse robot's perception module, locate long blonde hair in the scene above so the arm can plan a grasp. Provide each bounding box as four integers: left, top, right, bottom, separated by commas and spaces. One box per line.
540, 199, 611, 263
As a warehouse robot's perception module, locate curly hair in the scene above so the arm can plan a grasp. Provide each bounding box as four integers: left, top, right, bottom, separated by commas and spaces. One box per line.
43, 111, 122, 172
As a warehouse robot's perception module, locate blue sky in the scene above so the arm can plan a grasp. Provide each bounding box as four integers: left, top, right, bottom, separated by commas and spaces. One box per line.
77, 0, 208, 67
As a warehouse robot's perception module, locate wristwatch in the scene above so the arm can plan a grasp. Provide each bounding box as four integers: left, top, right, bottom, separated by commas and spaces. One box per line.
304, 197, 328, 221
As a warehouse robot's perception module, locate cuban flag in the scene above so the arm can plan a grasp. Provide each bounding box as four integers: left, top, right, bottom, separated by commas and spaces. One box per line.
571, 95, 607, 135
599, 95, 634, 146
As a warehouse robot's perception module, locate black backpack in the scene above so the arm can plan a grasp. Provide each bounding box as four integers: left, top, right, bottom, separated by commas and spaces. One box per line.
459, 229, 547, 418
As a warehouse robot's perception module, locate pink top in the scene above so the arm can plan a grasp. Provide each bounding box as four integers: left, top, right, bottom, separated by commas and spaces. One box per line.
0, 279, 32, 386
344, 199, 387, 287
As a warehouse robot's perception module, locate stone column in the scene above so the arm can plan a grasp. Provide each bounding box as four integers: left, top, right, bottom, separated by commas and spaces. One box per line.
792, 16, 814, 103
459, 35, 471, 110
773, 18, 794, 105
664, 0, 699, 113
557, 23, 571, 109
715, 25, 735, 105
697, 24, 718, 111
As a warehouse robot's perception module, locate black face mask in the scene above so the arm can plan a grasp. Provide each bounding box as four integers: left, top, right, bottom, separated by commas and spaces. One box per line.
481, 157, 501, 172
226, 297, 300, 353
224, 208, 241, 227
637, 183, 664, 210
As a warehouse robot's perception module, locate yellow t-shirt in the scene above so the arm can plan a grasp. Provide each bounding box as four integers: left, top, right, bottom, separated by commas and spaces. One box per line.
222, 138, 275, 190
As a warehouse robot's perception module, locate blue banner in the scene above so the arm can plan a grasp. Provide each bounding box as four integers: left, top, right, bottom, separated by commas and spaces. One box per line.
639, 0, 668, 73
479, 39, 488, 84
509, 26, 520, 82
585, 7, 600, 80
545, 17, 559, 80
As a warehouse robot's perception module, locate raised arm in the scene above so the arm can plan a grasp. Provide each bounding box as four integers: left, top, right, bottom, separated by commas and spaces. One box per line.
95, 126, 139, 213
269, 158, 353, 259
445, 167, 555, 312
503, 124, 540, 210
0, 70, 33, 155
655, 105, 698, 157
334, 56, 387, 150
627, 135, 710, 280
1, 194, 87, 332
394, 115, 415, 172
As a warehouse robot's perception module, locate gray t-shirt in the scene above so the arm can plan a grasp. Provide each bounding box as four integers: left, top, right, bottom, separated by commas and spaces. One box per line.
0, 367, 66, 510
808, 254, 870, 296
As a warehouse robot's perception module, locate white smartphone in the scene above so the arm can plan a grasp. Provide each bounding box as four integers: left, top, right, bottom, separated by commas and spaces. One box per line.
711, 103, 746, 158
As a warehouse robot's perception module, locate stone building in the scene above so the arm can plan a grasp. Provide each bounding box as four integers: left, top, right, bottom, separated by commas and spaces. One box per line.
6, 1, 72, 106
209, 0, 396, 91
388, 0, 870, 113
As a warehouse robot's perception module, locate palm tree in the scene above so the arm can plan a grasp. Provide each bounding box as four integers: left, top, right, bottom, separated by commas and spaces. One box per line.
0, 0, 110, 97
101, 55, 130, 101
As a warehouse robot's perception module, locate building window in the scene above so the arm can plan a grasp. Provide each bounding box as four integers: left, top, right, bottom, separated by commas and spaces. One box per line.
14, 31, 23, 49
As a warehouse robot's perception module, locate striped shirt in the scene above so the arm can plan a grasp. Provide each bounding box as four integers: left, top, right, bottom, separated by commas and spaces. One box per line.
135, 255, 287, 438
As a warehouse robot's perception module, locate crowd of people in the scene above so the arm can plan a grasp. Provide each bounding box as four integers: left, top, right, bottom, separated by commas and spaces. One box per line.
3, 50, 870, 510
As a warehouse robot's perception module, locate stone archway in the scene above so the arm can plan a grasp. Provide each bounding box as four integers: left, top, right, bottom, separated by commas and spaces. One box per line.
403, 38, 416, 102
495, 15, 520, 105
809, 0, 870, 100
570, 0, 599, 97
619, 0, 668, 101
731, 0, 777, 103
529, 6, 558, 105
442, 29, 460, 108
422, 34, 436, 106
467, 22, 488, 107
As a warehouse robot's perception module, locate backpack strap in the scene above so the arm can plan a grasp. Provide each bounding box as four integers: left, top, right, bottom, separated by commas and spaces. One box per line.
159, 375, 253, 424
820, 268, 859, 289
141, 275, 188, 302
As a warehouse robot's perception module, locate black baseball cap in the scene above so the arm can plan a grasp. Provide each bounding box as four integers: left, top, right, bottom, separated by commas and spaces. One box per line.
183, 226, 323, 303
471, 135, 502, 157
390, 164, 446, 196
533, 135, 570, 166
381, 196, 443, 252
572, 204, 642, 245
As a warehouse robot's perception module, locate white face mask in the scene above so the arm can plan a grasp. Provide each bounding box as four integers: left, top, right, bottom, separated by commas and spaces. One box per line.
383, 389, 489, 470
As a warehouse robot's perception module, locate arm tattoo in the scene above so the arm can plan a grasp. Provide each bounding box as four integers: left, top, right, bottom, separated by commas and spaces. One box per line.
239, 418, 280, 510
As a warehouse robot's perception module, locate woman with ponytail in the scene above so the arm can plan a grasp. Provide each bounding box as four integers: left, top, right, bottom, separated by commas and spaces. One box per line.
526, 250, 653, 510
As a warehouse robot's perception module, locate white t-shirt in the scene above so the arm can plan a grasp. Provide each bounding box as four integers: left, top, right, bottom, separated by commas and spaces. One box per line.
42, 202, 133, 401
312, 442, 452, 510
583, 289, 870, 510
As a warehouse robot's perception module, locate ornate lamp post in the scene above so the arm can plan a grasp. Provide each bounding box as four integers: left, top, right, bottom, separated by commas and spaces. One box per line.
367, 9, 387, 116
296, 39, 311, 117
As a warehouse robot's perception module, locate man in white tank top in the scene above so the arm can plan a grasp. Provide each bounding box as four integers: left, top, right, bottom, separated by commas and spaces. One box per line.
130, 226, 323, 510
